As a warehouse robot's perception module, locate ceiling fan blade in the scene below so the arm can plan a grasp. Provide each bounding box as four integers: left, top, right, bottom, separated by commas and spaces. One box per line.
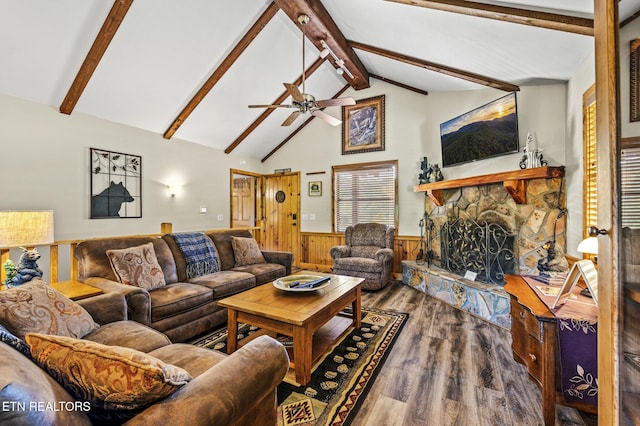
248, 104, 291, 108
312, 110, 342, 126
316, 97, 356, 108
283, 83, 304, 103
282, 111, 302, 126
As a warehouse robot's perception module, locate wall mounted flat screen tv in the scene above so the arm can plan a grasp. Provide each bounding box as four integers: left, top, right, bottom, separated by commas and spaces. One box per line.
440, 93, 519, 168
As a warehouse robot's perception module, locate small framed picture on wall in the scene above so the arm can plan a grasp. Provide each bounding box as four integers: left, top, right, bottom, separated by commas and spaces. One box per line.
309, 181, 322, 196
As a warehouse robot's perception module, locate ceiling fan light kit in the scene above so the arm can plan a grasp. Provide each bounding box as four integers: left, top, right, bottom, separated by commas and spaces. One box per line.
248, 14, 355, 127
320, 40, 354, 79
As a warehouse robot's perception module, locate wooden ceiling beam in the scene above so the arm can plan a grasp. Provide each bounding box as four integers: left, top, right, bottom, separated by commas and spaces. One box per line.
385, 0, 593, 36
59, 0, 134, 115
370, 74, 429, 95
621, 8, 640, 28
261, 84, 350, 162
163, 2, 279, 140
349, 40, 520, 92
273, 0, 369, 90
225, 57, 327, 154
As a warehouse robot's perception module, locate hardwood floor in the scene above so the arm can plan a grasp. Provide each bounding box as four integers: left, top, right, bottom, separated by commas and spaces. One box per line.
353, 281, 598, 426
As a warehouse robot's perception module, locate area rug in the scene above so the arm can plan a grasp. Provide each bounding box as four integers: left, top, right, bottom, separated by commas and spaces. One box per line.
191, 306, 408, 426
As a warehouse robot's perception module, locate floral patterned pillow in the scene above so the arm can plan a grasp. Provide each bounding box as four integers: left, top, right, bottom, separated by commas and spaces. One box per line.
106, 243, 166, 290
231, 236, 266, 267
0, 280, 99, 340
26, 333, 192, 411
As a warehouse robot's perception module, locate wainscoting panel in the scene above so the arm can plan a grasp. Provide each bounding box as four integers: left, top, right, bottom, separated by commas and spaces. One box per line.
299, 232, 423, 277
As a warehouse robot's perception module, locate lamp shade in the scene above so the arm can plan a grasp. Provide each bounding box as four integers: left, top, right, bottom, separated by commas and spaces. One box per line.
0, 211, 54, 247
577, 236, 599, 255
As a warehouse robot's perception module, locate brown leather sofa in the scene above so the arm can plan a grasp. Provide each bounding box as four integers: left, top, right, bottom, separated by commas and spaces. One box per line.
0, 292, 289, 425
75, 229, 293, 342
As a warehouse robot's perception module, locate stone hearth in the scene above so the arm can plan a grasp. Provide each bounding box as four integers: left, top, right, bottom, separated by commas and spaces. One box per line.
406, 167, 566, 327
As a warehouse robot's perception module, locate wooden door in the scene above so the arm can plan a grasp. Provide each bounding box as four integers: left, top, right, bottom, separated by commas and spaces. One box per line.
594, 0, 622, 423
262, 172, 300, 267
232, 175, 255, 228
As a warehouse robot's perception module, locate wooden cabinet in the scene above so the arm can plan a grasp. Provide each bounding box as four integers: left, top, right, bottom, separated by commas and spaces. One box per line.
504, 275, 596, 426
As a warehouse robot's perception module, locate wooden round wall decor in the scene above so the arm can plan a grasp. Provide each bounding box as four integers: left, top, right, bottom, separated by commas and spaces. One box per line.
275, 190, 286, 203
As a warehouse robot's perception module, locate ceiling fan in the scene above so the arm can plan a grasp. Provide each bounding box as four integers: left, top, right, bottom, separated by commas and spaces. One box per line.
248, 14, 355, 127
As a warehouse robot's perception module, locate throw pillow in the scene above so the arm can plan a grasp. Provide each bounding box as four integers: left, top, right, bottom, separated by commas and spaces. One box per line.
231, 236, 266, 267
0, 324, 31, 358
106, 242, 166, 290
0, 280, 99, 340
25, 333, 192, 411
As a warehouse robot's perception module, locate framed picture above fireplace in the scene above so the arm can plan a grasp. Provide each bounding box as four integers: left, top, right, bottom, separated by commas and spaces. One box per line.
440, 93, 519, 168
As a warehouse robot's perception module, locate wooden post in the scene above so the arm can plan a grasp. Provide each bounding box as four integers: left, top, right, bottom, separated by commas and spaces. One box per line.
49, 245, 59, 283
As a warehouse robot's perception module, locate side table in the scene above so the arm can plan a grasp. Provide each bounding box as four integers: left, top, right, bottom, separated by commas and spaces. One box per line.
50, 280, 103, 301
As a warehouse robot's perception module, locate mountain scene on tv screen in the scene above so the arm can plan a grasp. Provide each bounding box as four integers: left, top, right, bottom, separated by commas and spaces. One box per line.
441, 114, 518, 167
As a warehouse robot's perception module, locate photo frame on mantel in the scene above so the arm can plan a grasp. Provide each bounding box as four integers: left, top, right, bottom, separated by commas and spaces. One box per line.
342, 95, 385, 155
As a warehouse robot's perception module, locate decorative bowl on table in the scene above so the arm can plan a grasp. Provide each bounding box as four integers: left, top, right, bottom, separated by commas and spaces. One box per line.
273, 275, 331, 292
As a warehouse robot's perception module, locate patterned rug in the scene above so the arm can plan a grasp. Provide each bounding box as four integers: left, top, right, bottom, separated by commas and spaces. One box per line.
191, 306, 408, 426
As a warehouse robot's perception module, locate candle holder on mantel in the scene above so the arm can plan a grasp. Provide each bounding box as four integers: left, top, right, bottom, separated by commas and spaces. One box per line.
519, 132, 548, 169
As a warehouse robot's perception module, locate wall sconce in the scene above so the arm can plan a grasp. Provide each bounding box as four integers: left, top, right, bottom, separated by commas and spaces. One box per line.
320, 40, 354, 79
167, 185, 178, 197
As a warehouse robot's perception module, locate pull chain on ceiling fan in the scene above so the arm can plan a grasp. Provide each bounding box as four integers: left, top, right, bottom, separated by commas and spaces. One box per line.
248, 14, 355, 126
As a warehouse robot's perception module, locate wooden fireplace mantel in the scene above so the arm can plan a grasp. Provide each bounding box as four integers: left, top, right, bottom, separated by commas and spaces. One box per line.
414, 166, 565, 206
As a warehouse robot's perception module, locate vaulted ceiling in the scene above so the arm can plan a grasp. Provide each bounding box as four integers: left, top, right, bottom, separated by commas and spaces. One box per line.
2, 0, 640, 161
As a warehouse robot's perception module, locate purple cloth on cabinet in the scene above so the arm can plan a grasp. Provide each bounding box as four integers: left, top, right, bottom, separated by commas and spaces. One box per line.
523, 276, 598, 408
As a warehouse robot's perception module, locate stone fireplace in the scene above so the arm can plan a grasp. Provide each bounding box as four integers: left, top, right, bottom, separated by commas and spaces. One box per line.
402, 167, 566, 328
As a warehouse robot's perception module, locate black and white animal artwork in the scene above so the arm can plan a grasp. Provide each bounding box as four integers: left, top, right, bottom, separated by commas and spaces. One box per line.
92, 181, 134, 218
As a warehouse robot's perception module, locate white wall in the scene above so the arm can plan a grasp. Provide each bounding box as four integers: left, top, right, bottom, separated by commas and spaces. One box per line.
565, 51, 595, 256
0, 78, 572, 249
0, 93, 262, 241
263, 79, 568, 236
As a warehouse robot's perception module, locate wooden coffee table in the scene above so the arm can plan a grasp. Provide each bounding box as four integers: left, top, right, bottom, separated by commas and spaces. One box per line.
218, 271, 363, 386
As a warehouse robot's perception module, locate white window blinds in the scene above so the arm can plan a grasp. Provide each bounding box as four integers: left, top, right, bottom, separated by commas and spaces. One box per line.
621, 145, 640, 228
583, 86, 598, 236
333, 161, 397, 232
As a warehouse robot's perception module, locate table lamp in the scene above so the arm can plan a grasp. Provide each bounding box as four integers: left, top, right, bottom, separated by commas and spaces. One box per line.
577, 236, 598, 262
0, 211, 54, 286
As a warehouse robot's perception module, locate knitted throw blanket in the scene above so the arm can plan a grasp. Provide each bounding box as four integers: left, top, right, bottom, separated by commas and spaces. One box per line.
171, 232, 220, 279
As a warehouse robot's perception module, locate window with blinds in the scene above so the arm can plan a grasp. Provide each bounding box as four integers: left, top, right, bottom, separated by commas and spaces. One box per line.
333, 160, 398, 232
583, 85, 597, 238
621, 143, 640, 228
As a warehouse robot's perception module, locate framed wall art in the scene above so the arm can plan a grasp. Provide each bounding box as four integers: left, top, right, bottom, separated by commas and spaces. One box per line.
631, 39, 640, 122
90, 148, 142, 219
309, 181, 322, 196
342, 95, 385, 155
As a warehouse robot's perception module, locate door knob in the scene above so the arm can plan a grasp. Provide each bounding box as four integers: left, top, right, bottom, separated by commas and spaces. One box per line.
587, 226, 607, 236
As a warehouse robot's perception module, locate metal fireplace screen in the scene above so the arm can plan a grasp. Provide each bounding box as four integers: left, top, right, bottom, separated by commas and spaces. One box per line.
440, 218, 516, 285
